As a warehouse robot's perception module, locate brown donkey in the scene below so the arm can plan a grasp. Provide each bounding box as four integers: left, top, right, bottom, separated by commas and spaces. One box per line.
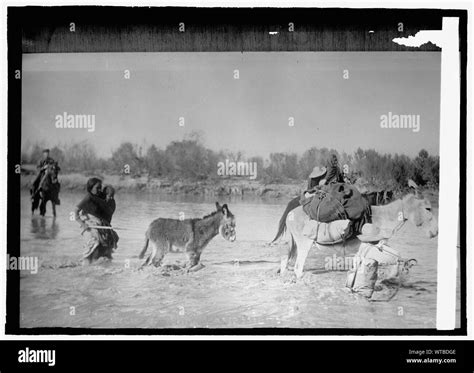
139, 202, 236, 271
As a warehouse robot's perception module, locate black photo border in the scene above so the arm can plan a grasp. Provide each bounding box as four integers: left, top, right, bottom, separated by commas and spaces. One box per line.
6, 6, 468, 336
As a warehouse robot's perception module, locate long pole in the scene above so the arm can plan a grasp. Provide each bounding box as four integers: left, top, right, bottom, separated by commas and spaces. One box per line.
85, 225, 127, 230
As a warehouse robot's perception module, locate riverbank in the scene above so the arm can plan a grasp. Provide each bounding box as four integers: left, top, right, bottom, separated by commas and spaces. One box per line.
20, 172, 439, 202
20, 173, 306, 199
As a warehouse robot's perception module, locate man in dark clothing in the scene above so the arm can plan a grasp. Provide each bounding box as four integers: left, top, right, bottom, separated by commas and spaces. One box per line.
306, 154, 344, 194
324, 153, 344, 185
31, 149, 59, 199
37, 149, 54, 170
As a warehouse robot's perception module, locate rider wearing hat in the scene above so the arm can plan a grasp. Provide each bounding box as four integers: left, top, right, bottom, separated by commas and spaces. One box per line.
32, 149, 59, 199
306, 154, 344, 193
307, 166, 327, 190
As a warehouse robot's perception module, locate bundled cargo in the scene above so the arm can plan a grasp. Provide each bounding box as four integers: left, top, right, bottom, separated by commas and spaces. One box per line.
301, 182, 370, 223
301, 219, 351, 244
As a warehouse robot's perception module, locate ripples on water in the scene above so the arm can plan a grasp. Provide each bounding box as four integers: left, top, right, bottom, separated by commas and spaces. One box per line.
19, 191, 453, 329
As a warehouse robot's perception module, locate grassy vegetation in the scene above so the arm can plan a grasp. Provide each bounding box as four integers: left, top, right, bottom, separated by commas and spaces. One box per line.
22, 134, 439, 197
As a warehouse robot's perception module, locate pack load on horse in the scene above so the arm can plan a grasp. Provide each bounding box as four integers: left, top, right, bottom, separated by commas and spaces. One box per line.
272, 177, 436, 296
299, 158, 371, 244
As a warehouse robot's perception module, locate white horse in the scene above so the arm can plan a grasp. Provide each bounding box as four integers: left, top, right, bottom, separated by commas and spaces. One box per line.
272, 193, 438, 279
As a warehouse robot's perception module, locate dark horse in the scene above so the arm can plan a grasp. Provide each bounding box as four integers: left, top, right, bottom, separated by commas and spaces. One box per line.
31, 163, 60, 217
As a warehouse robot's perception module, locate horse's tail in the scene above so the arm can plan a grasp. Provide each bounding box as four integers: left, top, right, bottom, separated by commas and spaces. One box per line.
138, 237, 149, 259
289, 236, 297, 261
271, 196, 301, 243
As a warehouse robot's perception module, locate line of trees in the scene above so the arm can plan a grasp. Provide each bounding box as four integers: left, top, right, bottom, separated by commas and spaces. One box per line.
21, 137, 439, 190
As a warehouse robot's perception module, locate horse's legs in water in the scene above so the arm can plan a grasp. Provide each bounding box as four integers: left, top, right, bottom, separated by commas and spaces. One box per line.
280, 237, 294, 275
293, 234, 313, 279
280, 254, 289, 275
31, 194, 37, 214
283, 206, 313, 279
52, 202, 56, 217
39, 198, 46, 216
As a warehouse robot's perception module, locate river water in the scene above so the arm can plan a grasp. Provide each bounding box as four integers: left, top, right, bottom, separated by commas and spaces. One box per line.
19, 190, 456, 330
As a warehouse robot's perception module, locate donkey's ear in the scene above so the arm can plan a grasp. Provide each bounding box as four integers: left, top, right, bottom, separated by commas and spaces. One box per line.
215, 202, 221, 210
222, 204, 229, 216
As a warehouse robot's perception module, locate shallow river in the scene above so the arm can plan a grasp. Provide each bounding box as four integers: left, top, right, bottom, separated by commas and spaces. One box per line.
19, 190, 455, 330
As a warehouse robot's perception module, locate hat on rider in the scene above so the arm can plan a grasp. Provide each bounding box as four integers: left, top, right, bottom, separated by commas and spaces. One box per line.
309, 166, 327, 179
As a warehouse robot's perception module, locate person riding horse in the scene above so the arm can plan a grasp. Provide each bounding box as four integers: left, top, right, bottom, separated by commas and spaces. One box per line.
307, 153, 344, 192
31, 149, 61, 203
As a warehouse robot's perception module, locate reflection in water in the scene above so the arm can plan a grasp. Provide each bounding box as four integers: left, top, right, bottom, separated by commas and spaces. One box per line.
30, 216, 59, 240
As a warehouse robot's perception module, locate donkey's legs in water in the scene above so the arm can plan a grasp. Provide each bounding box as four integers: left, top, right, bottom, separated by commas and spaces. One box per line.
144, 241, 156, 266
144, 241, 166, 267
186, 251, 204, 272
186, 251, 200, 266
151, 244, 166, 267
183, 239, 204, 271
293, 235, 313, 279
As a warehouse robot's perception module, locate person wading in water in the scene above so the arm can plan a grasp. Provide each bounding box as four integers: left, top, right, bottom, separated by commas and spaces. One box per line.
74, 178, 119, 264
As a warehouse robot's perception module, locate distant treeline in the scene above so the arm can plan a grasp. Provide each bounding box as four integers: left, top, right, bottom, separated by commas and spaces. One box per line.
22, 136, 439, 190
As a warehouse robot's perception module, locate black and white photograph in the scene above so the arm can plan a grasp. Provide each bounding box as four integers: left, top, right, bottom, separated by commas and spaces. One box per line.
4, 4, 467, 339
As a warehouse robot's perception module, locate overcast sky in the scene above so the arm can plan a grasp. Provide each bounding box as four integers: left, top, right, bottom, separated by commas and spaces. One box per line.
22, 51, 440, 158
